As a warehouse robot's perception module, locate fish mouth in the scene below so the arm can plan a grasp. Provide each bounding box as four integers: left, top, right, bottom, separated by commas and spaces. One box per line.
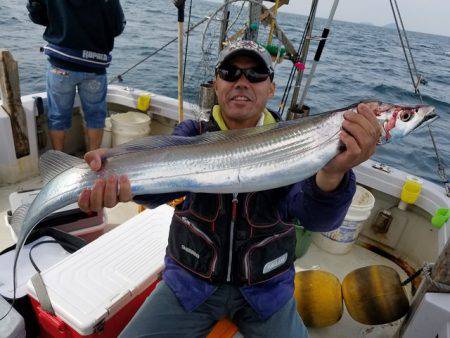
424, 108, 437, 122
415, 106, 438, 130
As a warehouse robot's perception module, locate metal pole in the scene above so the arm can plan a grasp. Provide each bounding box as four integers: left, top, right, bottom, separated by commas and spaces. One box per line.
267, 0, 279, 45
298, 0, 339, 109
218, 1, 230, 51
389, 0, 418, 95
392, 0, 420, 81
175, 0, 186, 122
247, 0, 262, 41
289, 0, 319, 113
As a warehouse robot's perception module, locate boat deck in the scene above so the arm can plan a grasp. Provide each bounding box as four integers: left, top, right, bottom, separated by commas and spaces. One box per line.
297, 243, 409, 338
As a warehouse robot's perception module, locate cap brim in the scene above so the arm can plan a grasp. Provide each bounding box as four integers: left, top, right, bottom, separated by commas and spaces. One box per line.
217, 49, 270, 70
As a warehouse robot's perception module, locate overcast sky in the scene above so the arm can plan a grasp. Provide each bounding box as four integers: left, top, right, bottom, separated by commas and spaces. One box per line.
277, 0, 449, 37
209, 0, 450, 37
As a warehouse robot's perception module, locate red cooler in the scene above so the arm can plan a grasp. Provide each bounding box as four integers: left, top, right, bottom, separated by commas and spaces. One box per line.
26, 205, 174, 337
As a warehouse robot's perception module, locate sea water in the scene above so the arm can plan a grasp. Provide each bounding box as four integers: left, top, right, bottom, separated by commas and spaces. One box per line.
1, 0, 449, 185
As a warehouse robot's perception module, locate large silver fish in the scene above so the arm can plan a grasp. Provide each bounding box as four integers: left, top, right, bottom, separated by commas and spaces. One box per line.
6, 100, 435, 311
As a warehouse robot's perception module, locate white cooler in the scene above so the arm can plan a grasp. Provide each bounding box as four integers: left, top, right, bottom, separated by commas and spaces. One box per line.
26, 205, 173, 337
7, 190, 107, 243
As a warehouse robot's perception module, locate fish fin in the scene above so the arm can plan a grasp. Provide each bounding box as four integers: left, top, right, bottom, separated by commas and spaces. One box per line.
11, 203, 31, 237
105, 125, 280, 158
106, 135, 200, 157
39, 150, 85, 184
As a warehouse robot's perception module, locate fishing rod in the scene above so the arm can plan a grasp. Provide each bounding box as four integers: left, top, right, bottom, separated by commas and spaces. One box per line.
390, 0, 426, 94
297, 0, 340, 109
182, 0, 193, 85
174, 0, 186, 122
288, 0, 318, 118
278, 1, 318, 120
389, 0, 448, 195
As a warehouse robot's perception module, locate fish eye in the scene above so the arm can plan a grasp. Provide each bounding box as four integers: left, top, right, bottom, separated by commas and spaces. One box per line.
400, 110, 413, 122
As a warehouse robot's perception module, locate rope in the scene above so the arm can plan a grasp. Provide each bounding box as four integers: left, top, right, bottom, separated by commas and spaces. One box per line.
227, 2, 246, 34
267, 0, 279, 45
109, 16, 208, 84
392, 0, 425, 89
389, 0, 448, 194
401, 266, 424, 286
401, 262, 450, 292
389, 0, 426, 95
428, 125, 450, 196
423, 263, 450, 292
389, 0, 418, 95
200, 0, 274, 76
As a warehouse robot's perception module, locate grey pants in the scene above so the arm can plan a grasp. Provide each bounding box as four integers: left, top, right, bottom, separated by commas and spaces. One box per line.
119, 281, 309, 338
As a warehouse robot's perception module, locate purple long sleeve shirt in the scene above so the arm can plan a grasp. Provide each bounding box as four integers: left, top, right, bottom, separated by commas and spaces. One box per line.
134, 119, 356, 320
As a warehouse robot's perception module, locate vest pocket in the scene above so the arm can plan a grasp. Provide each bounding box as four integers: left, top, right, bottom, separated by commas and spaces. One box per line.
245, 192, 282, 228
186, 193, 221, 222
242, 227, 295, 285
168, 214, 218, 280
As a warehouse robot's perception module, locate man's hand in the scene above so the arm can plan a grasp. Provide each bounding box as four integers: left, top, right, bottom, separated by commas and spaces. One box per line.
77, 148, 132, 213
316, 103, 382, 192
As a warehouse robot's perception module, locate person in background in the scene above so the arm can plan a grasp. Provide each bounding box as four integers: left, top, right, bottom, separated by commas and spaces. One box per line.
78, 41, 381, 337
26, 0, 126, 151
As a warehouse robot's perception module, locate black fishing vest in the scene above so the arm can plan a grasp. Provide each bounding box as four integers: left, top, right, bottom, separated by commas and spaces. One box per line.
166, 117, 296, 285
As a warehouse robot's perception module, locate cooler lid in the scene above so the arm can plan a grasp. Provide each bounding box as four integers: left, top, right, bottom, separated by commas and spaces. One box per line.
27, 205, 173, 335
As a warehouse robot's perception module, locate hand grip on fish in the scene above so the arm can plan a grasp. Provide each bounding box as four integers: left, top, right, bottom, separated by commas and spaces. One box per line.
1, 100, 435, 321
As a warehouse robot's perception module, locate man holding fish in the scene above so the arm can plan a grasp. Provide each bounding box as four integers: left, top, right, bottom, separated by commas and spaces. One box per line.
78, 40, 381, 337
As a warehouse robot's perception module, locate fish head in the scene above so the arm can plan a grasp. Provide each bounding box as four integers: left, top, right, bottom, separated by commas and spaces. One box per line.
367, 102, 436, 143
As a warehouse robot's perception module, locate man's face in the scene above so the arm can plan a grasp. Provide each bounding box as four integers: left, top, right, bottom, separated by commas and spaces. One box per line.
214, 55, 275, 129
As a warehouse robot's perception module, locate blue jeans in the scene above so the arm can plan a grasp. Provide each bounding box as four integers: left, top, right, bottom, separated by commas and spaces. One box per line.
119, 281, 309, 338
46, 63, 107, 130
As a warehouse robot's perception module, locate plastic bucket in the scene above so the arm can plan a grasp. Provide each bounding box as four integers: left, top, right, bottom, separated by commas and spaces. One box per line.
312, 185, 375, 254
100, 117, 112, 148
111, 111, 151, 146
294, 222, 312, 258
82, 116, 113, 149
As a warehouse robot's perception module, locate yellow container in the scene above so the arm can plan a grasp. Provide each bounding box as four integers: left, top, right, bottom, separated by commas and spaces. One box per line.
294, 270, 343, 327
400, 176, 422, 205
137, 93, 151, 112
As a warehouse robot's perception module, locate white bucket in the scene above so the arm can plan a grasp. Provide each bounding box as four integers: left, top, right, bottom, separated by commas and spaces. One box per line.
312, 185, 375, 255
100, 117, 112, 148
82, 116, 113, 149
111, 111, 151, 147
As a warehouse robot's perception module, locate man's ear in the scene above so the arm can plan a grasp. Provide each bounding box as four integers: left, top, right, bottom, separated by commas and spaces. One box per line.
268, 81, 276, 98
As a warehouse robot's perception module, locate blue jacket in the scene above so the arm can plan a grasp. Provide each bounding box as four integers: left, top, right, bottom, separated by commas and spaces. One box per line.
27, 0, 125, 73
134, 117, 356, 319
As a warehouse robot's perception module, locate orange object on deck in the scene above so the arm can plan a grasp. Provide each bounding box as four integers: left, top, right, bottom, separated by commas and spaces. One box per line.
137, 197, 185, 214
168, 196, 186, 207
207, 318, 239, 338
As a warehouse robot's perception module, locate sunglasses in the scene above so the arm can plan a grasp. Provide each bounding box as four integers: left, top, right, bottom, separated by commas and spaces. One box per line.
216, 64, 274, 83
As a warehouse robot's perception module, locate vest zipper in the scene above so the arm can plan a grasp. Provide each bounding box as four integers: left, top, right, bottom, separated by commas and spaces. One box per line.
226, 193, 238, 282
